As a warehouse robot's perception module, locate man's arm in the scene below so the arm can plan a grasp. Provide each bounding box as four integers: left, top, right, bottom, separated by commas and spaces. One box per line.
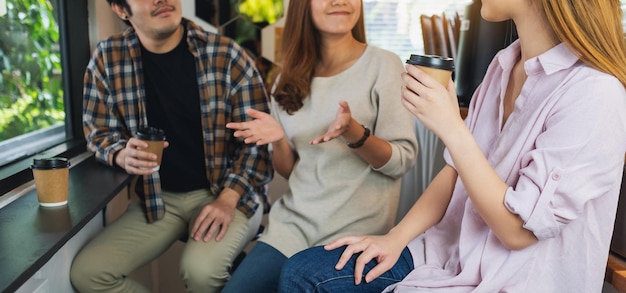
221, 41, 274, 200
190, 38, 273, 241
82, 45, 131, 167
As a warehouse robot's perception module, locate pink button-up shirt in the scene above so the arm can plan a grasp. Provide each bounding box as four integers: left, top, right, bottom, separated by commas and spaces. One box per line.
389, 40, 626, 292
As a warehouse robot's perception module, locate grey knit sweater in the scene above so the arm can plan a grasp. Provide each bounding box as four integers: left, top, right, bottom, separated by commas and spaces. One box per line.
261, 45, 419, 257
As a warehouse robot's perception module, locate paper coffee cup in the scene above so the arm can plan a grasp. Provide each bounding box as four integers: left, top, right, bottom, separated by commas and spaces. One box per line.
406, 54, 455, 87
31, 157, 70, 207
136, 127, 165, 171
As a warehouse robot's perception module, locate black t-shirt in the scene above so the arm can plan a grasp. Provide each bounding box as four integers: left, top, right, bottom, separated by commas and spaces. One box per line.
141, 28, 209, 192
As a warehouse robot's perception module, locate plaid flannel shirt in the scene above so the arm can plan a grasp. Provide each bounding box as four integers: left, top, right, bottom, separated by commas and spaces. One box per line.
83, 19, 273, 222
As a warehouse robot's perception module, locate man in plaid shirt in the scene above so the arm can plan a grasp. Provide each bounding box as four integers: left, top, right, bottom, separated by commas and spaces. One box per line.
70, 0, 273, 292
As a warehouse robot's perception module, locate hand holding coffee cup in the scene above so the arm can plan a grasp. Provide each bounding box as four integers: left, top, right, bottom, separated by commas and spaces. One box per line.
402, 54, 462, 137
135, 127, 166, 171
405, 54, 455, 87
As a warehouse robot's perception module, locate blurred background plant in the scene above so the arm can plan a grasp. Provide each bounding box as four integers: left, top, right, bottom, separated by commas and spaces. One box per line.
230, 0, 283, 46
238, 0, 282, 24
0, 0, 63, 141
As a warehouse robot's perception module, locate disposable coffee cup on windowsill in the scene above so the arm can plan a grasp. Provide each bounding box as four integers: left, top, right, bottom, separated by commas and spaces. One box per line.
31, 157, 70, 207
406, 54, 455, 87
135, 127, 165, 171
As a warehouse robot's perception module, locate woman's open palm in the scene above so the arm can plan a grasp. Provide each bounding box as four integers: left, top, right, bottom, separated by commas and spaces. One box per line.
226, 108, 285, 145
310, 100, 352, 144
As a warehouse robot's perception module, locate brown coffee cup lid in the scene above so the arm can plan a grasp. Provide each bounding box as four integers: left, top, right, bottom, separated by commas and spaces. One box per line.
406, 54, 455, 71
31, 157, 70, 170
136, 127, 165, 141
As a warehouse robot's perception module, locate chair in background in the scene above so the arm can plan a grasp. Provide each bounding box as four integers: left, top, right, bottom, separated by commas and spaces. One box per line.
421, 14, 436, 55
451, 12, 462, 49
443, 13, 459, 60
421, 13, 461, 59
431, 14, 450, 58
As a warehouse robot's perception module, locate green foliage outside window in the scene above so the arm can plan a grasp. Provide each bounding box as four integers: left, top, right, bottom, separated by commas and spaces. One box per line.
0, 0, 63, 141
239, 0, 283, 25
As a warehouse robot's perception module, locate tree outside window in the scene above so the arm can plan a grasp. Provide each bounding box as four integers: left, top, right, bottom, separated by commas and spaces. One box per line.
0, 0, 63, 142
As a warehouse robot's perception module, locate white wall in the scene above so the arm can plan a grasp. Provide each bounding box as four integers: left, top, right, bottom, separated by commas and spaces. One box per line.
88, 0, 125, 49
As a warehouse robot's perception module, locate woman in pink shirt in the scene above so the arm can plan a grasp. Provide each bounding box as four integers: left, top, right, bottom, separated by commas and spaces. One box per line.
278, 0, 626, 292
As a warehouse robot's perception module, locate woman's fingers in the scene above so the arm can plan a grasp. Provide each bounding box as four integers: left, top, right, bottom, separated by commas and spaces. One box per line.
324, 235, 400, 285
226, 109, 268, 131
324, 236, 363, 250
334, 243, 364, 270
245, 108, 266, 119
328, 237, 369, 271
362, 252, 391, 283
225, 121, 246, 130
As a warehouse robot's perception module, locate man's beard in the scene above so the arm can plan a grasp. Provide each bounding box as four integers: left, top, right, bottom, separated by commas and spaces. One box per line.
152, 22, 181, 41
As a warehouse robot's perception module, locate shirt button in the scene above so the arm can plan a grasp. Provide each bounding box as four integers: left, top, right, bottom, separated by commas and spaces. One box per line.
551, 173, 561, 181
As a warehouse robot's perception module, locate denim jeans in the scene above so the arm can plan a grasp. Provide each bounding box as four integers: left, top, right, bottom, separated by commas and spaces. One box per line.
223, 241, 287, 293
278, 245, 414, 293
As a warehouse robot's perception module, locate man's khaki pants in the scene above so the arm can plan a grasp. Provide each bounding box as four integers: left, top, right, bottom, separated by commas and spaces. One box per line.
70, 189, 262, 293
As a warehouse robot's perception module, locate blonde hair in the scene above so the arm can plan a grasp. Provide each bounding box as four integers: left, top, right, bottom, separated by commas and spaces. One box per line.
543, 0, 626, 87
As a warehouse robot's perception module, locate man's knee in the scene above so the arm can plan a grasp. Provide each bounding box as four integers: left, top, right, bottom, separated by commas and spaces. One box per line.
180, 251, 232, 291
70, 257, 90, 291
71, 245, 132, 292
70, 251, 110, 292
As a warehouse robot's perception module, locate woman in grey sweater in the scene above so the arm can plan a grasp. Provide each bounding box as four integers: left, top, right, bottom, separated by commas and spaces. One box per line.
223, 0, 418, 292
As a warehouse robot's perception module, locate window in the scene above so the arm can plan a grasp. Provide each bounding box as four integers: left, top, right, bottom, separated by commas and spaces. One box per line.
0, 0, 65, 167
363, 0, 470, 60
365, 0, 626, 60
0, 0, 90, 197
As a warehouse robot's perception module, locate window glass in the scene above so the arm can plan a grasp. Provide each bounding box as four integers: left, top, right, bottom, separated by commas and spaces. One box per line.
363, 0, 470, 60
365, 0, 626, 60
0, 0, 65, 167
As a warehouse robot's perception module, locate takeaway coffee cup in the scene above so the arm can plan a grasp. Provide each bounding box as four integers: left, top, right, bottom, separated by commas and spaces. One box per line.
406, 54, 455, 87
135, 127, 165, 171
31, 157, 70, 207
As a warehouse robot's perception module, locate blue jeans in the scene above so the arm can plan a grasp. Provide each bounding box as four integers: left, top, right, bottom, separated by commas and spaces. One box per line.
223, 241, 287, 293
278, 245, 414, 293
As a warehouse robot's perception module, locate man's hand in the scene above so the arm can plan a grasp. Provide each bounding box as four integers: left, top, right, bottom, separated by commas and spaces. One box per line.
115, 137, 169, 175
190, 188, 240, 242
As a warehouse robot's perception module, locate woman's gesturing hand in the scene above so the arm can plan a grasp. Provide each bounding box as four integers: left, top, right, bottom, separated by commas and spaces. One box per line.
226, 108, 285, 145
324, 234, 405, 285
310, 100, 352, 145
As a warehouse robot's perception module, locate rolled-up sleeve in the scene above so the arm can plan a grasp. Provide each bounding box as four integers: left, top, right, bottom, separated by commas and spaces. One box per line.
503, 75, 626, 240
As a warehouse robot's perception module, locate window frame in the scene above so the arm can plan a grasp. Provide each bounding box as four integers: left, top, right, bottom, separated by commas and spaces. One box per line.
0, 0, 90, 197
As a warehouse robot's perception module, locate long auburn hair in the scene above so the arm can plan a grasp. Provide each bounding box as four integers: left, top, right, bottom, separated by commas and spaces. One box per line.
542, 0, 626, 87
273, 0, 366, 114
